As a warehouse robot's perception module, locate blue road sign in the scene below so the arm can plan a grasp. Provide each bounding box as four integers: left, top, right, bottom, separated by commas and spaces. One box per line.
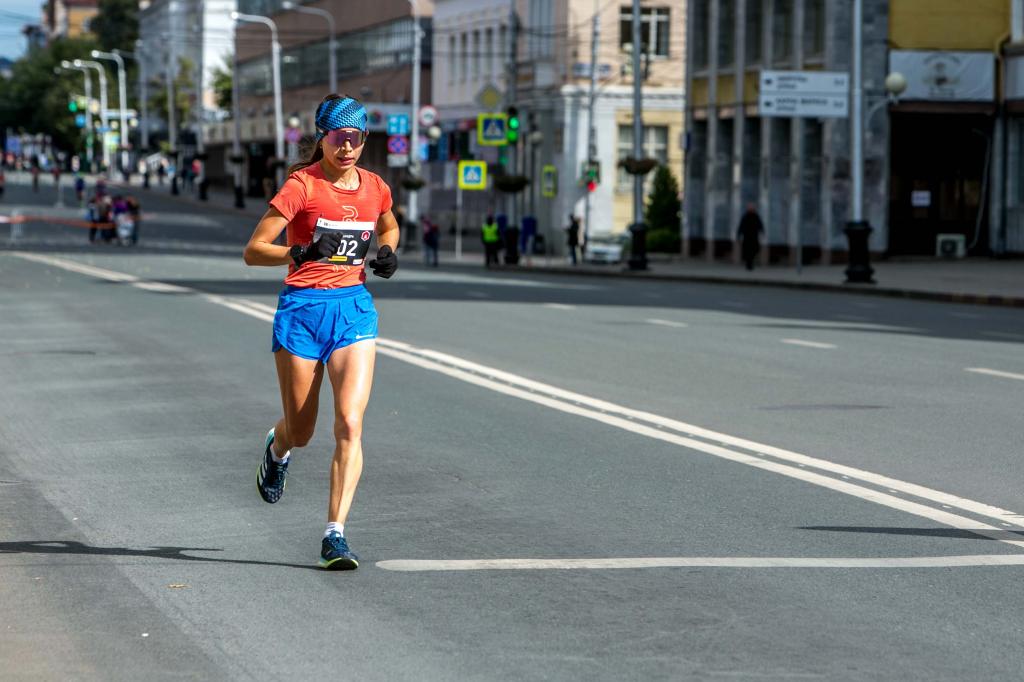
476, 113, 508, 146
75, 114, 86, 128
387, 135, 409, 154
458, 160, 488, 190
386, 114, 410, 136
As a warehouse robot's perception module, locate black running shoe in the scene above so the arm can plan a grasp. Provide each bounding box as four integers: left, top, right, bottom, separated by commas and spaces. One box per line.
256, 428, 288, 503
319, 532, 359, 570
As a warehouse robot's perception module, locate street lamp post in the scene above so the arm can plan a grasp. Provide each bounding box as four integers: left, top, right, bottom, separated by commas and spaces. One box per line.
91, 50, 129, 177
163, 35, 180, 195
628, 0, 647, 270
281, 1, 336, 93
60, 61, 95, 171
232, 11, 285, 188
231, 32, 245, 209
75, 59, 111, 178
115, 44, 149, 152
408, 0, 423, 227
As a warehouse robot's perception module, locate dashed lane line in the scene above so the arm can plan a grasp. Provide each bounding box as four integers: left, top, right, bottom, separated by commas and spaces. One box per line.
966, 367, 1024, 382
645, 318, 689, 328
781, 338, 837, 350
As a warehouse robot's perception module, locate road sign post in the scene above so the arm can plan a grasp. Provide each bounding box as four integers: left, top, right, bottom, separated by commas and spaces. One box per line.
456, 160, 489, 262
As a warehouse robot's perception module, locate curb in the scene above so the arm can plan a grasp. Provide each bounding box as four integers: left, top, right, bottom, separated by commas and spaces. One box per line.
488, 264, 1024, 309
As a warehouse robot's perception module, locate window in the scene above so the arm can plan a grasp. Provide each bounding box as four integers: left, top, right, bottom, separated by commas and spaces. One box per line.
718, 1, 735, 67
617, 124, 669, 190
449, 35, 456, 83
472, 30, 480, 80
773, 0, 793, 64
620, 6, 671, 58
692, 1, 708, 69
803, 0, 825, 59
499, 24, 507, 74
746, 0, 763, 63
484, 27, 493, 78
529, 0, 553, 57
460, 32, 468, 81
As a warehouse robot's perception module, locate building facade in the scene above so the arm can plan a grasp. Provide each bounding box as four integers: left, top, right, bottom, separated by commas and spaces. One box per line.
201, 0, 434, 201
686, 0, 1024, 263
44, 0, 100, 41
431, 0, 684, 254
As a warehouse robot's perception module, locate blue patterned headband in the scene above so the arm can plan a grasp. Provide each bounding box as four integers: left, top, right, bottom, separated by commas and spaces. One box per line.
315, 97, 368, 140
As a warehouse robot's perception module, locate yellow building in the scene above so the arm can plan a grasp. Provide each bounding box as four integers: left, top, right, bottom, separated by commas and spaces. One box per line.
45, 0, 100, 41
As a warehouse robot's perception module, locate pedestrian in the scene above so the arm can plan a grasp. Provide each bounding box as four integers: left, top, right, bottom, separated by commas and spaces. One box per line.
736, 202, 765, 271
0, 168, 5, 200
157, 161, 167, 186
74, 174, 86, 204
481, 213, 500, 268
31, 164, 40, 193
421, 214, 439, 267
565, 214, 581, 265
86, 195, 98, 242
242, 94, 399, 570
126, 195, 141, 245
520, 215, 537, 266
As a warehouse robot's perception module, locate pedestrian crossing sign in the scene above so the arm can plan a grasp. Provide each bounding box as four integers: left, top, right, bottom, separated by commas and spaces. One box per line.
458, 160, 488, 190
476, 113, 508, 146
541, 164, 558, 197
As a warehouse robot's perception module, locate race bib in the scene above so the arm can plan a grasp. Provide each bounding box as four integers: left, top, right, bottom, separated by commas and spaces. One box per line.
312, 217, 375, 265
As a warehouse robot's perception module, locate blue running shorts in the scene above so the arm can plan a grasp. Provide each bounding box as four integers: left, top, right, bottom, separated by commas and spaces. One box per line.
272, 285, 378, 362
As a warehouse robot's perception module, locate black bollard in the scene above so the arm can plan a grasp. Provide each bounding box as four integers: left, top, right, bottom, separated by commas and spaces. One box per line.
844, 221, 875, 283
234, 184, 245, 209
628, 221, 648, 271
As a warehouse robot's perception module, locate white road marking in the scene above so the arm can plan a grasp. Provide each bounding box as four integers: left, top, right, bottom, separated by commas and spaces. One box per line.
646, 318, 689, 328
377, 554, 1024, 572
966, 367, 1024, 382
13, 252, 1024, 551
781, 338, 837, 349
543, 303, 576, 310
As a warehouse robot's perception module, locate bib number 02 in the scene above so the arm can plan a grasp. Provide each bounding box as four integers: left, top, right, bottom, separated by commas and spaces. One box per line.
313, 217, 375, 266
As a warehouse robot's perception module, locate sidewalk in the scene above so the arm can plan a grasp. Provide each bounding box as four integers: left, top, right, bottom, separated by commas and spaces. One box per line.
95, 173, 1024, 309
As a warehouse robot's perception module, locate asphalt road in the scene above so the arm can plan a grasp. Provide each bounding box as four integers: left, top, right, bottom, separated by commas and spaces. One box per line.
2, 177, 1024, 680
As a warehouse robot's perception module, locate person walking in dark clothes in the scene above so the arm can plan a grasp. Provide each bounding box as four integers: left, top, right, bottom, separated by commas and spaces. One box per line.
736, 203, 765, 271
565, 214, 581, 265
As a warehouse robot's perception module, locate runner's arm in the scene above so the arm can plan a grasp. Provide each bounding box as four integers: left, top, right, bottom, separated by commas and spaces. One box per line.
375, 210, 400, 252
243, 208, 291, 266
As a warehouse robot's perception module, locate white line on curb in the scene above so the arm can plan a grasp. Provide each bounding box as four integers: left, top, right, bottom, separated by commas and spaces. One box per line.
646, 318, 689, 328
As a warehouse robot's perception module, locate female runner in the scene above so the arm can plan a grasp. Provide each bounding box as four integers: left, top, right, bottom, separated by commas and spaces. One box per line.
243, 94, 399, 570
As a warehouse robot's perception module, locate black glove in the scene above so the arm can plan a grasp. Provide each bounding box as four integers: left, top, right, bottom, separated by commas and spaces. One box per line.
294, 232, 343, 266
368, 245, 398, 279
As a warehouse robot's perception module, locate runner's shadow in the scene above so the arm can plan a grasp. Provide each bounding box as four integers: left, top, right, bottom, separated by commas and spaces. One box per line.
0, 540, 319, 571
801, 526, 1024, 541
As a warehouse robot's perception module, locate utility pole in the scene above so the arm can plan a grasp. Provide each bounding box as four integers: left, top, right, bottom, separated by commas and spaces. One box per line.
628, 0, 647, 269
231, 32, 245, 209
166, 36, 179, 194
62, 61, 95, 171
583, 0, 600, 247
194, 1, 207, 200
408, 0, 422, 227
845, 0, 873, 282
76, 60, 111, 178
506, 2, 519, 233
91, 50, 128, 176
114, 46, 148, 152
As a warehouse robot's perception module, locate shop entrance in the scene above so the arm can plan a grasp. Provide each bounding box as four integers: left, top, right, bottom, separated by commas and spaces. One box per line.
888, 113, 991, 255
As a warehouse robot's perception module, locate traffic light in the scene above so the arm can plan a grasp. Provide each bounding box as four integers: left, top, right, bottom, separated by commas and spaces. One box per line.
584, 160, 600, 192
506, 106, 520, 143
68, 99, 78, 113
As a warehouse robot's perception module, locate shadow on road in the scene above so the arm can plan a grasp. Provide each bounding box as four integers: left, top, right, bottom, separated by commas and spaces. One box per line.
0, 539, 319, 571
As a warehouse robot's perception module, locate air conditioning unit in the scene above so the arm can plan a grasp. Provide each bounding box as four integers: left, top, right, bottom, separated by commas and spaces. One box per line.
936, 233, 966, 259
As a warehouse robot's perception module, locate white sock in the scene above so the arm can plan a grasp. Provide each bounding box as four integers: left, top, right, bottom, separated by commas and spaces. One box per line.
325, 522, 344, 538
271, 448, 290, 464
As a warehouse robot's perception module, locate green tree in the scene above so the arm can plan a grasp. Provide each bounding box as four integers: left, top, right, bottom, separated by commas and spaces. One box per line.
644, 165, 682, 253
211, 57, 232, 111
89, 0, 139, 52
0, 36, 100, 154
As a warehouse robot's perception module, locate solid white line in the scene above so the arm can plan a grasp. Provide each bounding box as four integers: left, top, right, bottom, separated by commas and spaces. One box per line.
966, 367, 1024, 382
781, 338, 837, 350
645, 318, 689, 328
374, 344, 1024, 551
13, 252, 1024, 539
543, 303, 576, 310
377, 554, 1024, 572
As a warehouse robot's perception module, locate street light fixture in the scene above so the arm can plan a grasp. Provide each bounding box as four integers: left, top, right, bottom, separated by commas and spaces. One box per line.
92, 49, 129, 175
281, 1, 336, 94
113, 46, 149, 152
56, 63, 96, 170
75, 59, 111, 177
232, 10, 285, 188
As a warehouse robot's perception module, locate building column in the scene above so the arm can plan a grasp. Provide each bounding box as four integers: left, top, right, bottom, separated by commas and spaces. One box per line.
757, 0, 774, 266
703, 0, 720, 260
729, 0, 748, 263
787, 0, 805, 267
